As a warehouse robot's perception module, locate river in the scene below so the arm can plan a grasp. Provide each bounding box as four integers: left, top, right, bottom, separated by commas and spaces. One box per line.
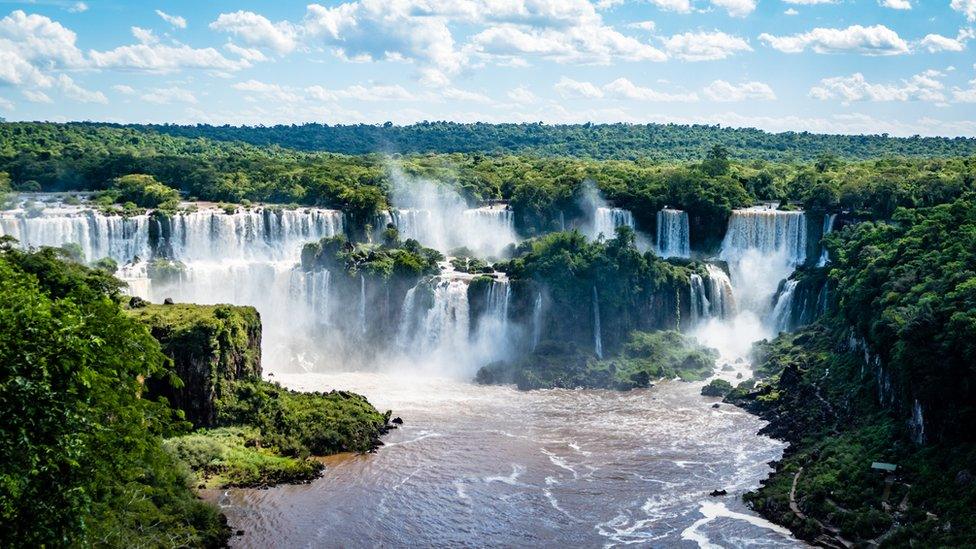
208, 372, 799, 548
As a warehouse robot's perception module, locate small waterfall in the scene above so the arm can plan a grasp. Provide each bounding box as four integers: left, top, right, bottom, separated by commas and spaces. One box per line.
689, 274, 710, 325
910, 399, 926, 445
396, 286, 418, 347
704, 264, 736, 319
414, 279, 471, 359
359, 275, 367, 336
459, 206, 517, 257
656, 209, 690, 258
592, 286, 603, 359
817, 213, 838, 267
531, 292, 543, 350
770, 279, 798, 332
390, 209, 436, 248
592, 207, 635, 241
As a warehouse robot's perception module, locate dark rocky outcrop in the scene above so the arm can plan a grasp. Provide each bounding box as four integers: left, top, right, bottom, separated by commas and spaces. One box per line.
128, 303, 262, 427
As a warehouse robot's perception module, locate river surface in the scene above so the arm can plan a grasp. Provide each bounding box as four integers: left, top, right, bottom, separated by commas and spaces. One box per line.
208, 373, 800, 548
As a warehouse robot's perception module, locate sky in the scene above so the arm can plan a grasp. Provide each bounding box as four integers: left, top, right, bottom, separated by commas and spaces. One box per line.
1, 0, 975, 136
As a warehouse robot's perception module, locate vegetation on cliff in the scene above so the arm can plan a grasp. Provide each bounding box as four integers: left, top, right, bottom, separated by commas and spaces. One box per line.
731, 195, 976, 546
477, 330, 715, 390
0, 242, 227, 548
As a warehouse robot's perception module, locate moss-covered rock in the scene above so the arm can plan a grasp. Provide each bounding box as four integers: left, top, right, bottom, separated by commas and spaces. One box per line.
701, 378, 733, 397
128, 303, 262, 427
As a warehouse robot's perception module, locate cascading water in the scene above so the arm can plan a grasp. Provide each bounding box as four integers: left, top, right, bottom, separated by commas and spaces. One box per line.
593, 286, 603, 359
656, 209, 691, 258
769, 279, 798, 333
531, 292, 543, 350
359, 275, 367, 336
704, 264, 736, 320
591, 207, 635, 241
0, 205, 151, 262
817, 213, 838, 267
689, 274, 710, 326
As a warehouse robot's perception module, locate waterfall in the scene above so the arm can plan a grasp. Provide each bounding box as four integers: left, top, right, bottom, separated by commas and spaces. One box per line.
389, 205, 516, 257
817, 213, 838, 267
592, 286, 603, 359
770, 279, 798, 333
0, 208, 151, 262
592, 207, 635, 241
390, 209, 436, 248
704, 265, 736, 319
396, 286, 418, 347
656, 209, 691, 258
531, 292, 543, 350
689, 274, 710, 325
359, 275, 367, 336
413, 279, 471, 359
719, 208, 807, 315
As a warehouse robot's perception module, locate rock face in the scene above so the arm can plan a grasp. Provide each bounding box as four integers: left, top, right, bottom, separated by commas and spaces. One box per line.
129, 303, 262, 427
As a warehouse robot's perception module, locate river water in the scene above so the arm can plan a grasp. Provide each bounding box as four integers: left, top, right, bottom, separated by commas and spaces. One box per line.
208, 373, 799, 548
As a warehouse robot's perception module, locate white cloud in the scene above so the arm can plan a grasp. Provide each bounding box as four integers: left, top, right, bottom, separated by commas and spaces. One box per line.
468, 23, 667, 64
155, 10, 187, 29
784, 8, 799, 15
809, 71, 946, 103
441, 87, 493, 103
131, 26, 157, 45
68, 2, 88, 13
663, 30, 752, 61
232, 79, 303, 103
710, 0, 757, 17
210, 11, 297, 55
627, 20, 656, 32
0, 97, 13, 111
0, 48, 54, 87
23, 89, 53, 103
647, 0, 692, 12
141, 86, 198, 104
112, 84, 135, 94
507, 85, 538, 103
0, 10, 86, 69
878, 0, 911, 10
305, 83, 417, 102
782, 0, 837, 4
58, 74, 107, 103
554, 76, 604, 98
759, 24, 910, 55
89, 43, 250, 73
703, 80, 776, 101
952, 0, 976, 22
919, 29, 974, 52
604, 77, 698, 101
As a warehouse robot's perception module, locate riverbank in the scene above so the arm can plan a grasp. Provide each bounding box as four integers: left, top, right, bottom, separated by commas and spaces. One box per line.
210, 372, 800, 547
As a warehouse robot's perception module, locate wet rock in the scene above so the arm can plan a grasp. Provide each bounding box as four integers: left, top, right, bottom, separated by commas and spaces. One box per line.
956, 469, 973, 487
128, 296, 148, 308
236, 530, 245, 536
721, 364, 734, 372
712, 403, 720, 409
735, 357, 745, 364
163, 297, 175, 305
736, 373, 743, 379
392, 416, 403, 425
709, 489, 728, 497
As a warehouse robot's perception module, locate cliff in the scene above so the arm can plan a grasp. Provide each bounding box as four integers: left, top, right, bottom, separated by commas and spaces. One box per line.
128, 302, 262, 427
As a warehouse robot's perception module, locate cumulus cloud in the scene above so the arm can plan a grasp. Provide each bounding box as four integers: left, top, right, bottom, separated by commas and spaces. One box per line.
68, 2, 88, 13
0, 10, 86, 69
952, 0, 976, 22
23, 89, 53, 103
112, 84, 135, 94
232, 79, 303, 103
703, 80, 776, 101
210, 11, 297, 55
663, 30, 752, 61
89, 43, 250, 72
759, 24, 910, 55
809, 71, 946, 103
141, 86, 198, 104
554, 76, 604, 98
919, 29, 974, 53
709, 0, 757, 17
878, 0, 911, 9
155, 10, 187, 29
58, 74, 107, 103
603, 77, 698, 101
507, 85, 538, 103
647, 0, 692, 12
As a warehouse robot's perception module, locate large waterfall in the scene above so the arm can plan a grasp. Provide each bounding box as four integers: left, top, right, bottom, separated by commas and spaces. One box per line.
656, 209, 690, 258
0, 204, 151, 262
379, 205, 516, 258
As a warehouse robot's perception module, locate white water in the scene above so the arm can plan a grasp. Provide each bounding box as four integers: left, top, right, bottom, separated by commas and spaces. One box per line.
657, 208, 691, 258
817, 213, 838, 267
592, 285, 603, 359
591, 207, 635, 241
770, 279, 799, 334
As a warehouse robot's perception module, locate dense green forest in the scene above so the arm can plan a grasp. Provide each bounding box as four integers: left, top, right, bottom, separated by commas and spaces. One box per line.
715, 195, 976, 546
128, 122, 976, 161
2, 122, 974, 249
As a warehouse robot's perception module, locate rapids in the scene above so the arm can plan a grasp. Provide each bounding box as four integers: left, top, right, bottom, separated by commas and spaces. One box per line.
207, 373, 797, 548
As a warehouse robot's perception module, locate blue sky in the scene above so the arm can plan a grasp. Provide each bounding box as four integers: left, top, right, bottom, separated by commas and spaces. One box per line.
1, 0, 975, 136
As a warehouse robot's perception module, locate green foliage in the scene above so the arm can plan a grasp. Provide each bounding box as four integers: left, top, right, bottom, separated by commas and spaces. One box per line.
111, 173, 180, 209
0, 244, 226, 547
701, 378, 733, 397
147, 257, 186, 284
164, 427, 323, 488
